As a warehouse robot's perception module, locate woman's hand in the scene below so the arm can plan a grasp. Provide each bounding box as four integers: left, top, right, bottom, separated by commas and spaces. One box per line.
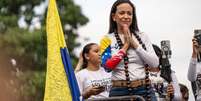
83, 86, 105, 99
192, 38, 199, 58
122, 25, 130, 51
122, 24, 139, 49
129, 35, 139, 49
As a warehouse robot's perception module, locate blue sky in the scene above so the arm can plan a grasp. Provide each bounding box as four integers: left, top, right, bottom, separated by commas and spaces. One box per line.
74, 0, 201, 100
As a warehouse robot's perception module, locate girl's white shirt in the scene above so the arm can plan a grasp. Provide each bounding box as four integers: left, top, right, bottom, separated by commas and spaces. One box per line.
76, 67, 112, 99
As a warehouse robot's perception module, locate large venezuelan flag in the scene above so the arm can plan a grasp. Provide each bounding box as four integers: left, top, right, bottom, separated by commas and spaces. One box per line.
44, 0, 80, 101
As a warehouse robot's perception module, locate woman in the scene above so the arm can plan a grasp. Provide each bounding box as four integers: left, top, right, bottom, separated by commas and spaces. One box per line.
75, 43, 111, 100
187, 38, 201, 101
150, 44, 182, 101
100, 0, 159, 100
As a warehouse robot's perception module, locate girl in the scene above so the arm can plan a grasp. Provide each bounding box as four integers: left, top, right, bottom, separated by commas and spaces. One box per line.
76, 43, 111, 99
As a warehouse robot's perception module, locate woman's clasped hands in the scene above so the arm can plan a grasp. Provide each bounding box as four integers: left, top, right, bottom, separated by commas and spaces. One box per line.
122, 24, 139, 50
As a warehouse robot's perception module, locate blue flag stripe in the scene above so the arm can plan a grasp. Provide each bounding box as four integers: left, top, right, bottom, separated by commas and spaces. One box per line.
60, 47, 80, 101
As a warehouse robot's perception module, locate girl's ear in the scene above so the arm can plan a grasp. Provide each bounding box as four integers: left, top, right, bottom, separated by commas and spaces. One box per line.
84, 53, 90, 60
112, 13, 116, 21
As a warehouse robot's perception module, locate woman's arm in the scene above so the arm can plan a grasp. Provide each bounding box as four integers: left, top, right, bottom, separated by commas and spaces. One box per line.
102, 49, 126, 70
100, 36, 128, 71
171, 72, 182, 101
187, 58, 197, 81
135, 33, 159, 67
188, 38, 199, 81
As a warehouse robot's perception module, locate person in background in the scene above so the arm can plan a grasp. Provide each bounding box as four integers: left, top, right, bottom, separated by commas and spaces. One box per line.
150, 44, 182, 101
187, 38, 201, 101
75, 43, 111, 100
100, 0, 159, 100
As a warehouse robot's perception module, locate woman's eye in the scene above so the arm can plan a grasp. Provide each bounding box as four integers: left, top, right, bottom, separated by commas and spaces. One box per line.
127, 12, 132, 16
118, 11, 124, 15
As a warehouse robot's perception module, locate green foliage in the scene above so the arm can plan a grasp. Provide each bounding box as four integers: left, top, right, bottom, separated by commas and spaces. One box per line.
17, 71, 45, 101
0, 15, 18, 28
57, 0, 89, 64
0, 0, 89, 100
0, 0, 89, 68
0, 0, 41, 14
0, 27, 46, 70
57, 0, 89, 28
0, 0, 42, 27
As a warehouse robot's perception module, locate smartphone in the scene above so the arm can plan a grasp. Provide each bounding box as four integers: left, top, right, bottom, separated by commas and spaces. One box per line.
98, 86, 105, 89
194, 29, 201, 45
161, 40, 171, 58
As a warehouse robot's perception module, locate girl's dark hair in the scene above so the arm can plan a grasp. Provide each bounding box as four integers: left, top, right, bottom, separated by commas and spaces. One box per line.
109, 0, 139, 34
152, 44, 162, 65
82, 43, 97, 68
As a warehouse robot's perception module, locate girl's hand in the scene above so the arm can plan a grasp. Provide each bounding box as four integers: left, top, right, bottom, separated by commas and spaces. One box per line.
83, 86, 105, 99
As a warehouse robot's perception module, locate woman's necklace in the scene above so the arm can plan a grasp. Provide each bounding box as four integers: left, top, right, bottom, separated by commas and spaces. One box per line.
114, 31, 151, 100
114, 31, 132, 93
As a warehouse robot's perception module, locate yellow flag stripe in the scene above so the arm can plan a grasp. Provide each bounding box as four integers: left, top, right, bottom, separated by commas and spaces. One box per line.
44, 0, 72, 100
